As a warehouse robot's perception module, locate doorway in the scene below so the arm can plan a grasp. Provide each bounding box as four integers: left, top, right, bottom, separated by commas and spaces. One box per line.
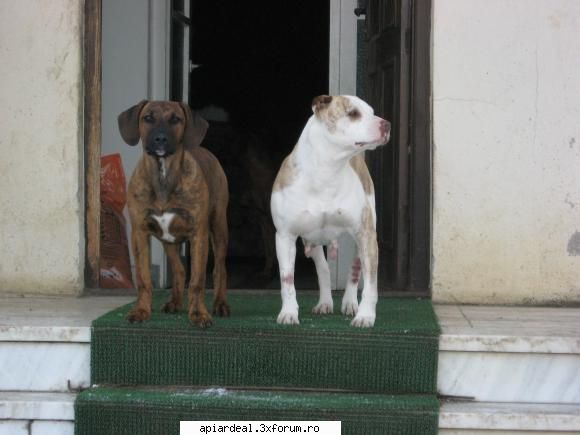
171, 0, 330, 289
85, 0, 431, 295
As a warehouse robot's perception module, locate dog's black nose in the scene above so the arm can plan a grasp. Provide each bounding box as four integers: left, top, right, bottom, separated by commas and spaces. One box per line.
154, 133, 168, 145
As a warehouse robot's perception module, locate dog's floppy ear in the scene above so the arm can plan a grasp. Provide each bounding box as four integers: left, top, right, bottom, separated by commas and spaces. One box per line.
118, 100, 148, 146
312, 95, 333, 114
180, 102, 209, 149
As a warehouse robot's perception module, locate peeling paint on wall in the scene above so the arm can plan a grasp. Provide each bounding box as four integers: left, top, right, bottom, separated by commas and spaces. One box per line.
568, 232, 580, 256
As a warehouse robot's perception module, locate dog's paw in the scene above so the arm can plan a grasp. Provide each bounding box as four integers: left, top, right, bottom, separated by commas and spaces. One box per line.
341, 300, 359, 317
126, 307, 151, 323
351, 313, 376, 328
277, 310, 300, 325
212, 299, 231, 317
161, 300, 182, 314
312, 300, 333, 315
189, 311, 213, 328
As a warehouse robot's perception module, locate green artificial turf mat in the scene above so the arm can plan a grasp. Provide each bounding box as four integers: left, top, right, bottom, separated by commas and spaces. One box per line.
75, 386, 439, 435
91, 292, 440, 393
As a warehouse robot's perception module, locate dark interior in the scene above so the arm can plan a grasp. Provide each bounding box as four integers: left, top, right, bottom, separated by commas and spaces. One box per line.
181, 0, 330, 289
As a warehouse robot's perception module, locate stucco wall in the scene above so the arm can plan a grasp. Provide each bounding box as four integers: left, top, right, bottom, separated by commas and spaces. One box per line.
432, 0, 580, 304
0, 1, 83, 295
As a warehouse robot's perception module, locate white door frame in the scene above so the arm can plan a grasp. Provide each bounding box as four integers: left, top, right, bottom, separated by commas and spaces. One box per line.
329, 0, 360, 290
148, 0, 172, 287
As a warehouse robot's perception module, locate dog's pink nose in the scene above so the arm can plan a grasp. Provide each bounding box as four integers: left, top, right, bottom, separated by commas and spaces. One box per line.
380, 119, 391, 136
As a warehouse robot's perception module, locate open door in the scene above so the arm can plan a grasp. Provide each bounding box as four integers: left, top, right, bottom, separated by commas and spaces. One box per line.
363, 0, 431, 292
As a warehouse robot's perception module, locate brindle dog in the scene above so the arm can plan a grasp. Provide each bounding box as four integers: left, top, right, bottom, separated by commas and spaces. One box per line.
118, 100, 230, 327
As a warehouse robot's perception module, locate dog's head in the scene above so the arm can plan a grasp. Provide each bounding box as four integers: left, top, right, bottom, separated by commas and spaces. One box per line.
311, 95, 390, 151
118, 100, 208, 157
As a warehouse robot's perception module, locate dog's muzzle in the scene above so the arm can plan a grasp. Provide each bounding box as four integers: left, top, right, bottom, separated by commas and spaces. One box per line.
355, 119, 391, 147
146, 128, 177, 158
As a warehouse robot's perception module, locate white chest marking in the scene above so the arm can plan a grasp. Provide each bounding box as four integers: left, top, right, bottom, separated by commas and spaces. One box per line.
152, 212, 176, 242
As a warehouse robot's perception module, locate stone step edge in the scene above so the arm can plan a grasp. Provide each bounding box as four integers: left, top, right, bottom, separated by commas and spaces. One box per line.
2, 297, 579, 354
1, 391, 579, 432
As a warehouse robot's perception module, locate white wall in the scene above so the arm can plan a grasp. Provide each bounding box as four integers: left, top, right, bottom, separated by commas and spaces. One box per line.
0, 0, 83, 295
432, 0, 580, 304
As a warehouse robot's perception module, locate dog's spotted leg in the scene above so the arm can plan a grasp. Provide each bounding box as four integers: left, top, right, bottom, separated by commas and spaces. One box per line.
352, 208, 378, 327
310, 245, 333, 314
276, 232, 299, 324
341, 256, 360, 317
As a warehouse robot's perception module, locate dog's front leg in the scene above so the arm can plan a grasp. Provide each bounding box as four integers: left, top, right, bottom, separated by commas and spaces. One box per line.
276, 232, 299, 324
210, 210, 230, 317
161, 242, 185, 313
352, 229, 378, 328
310, 245, 333, 314
127, 230, 153, 322
341, 251, 361, 317
188, 229, 212, 328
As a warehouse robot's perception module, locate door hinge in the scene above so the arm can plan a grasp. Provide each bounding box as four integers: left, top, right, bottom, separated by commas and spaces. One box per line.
354, 0, 367, 17
189, 61, 202, 73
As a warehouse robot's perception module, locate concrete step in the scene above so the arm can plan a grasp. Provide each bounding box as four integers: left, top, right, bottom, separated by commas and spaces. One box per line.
89, 293, 439, 393
2, 295, 578, 403
75, 386, 439, 435
439, 401, 580, 434
0, 391, 578, 434
0, 296, 132, 392
0, 392, 75, 435
0, 294, 579, 433
437, 304, 580, 404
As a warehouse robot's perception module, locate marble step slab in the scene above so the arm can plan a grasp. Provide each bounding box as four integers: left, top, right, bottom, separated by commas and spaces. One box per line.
0, 296, 133, 342
0, 420, 74, 435
437, 350, 580, 403
436, 304, 580, 404
0, 392, 75, 435
0, 296, 579, 403
1, 296, 578, 352
439, 401, 580, 432
0, 392, 578, 433
436, 305, 580, 354
0, 392, 75, 420
0, 296, 131, 393
0, 342, 89, 391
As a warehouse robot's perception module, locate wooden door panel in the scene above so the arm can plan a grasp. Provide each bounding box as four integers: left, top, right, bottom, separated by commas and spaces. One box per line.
365, 0, 410, 290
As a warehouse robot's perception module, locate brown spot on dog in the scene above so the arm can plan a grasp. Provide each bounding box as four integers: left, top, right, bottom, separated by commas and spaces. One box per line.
312, 95, 333, 112
282, 273, 294, 285
347, 108, 361, 120
349, 154, 374, 195
359, 205, 378, 279
351, 257, 362, 283
313, 95, 358, 132
272, 152, 296, 192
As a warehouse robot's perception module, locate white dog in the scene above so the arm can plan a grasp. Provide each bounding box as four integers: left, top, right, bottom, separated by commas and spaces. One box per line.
270, 95, 390, 327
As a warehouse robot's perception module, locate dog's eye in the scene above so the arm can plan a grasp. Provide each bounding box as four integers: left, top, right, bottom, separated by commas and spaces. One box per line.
143, 114, 155, 123
169, 114, 181, 125
347, 109, 361, 120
